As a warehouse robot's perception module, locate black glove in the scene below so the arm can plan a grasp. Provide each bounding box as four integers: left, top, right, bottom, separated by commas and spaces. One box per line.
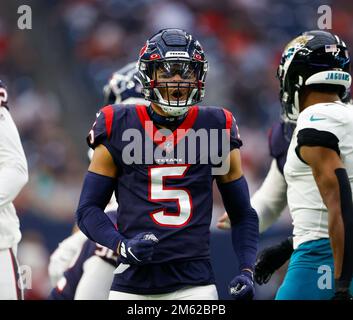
254, 237, 293, 285
331, 291, 353, 300
332, 280, 353, 300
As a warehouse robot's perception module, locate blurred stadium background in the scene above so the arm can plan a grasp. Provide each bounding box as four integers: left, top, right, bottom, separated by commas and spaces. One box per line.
0, 0, 352, 299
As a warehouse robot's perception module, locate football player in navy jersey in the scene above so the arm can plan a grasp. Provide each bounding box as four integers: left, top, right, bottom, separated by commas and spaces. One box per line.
76, 28, 259, 300
48, 62, 148, 299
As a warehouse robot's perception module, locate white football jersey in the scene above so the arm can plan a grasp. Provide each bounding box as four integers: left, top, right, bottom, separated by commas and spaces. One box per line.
284, 101, 353, 249
0, 107, 28, 249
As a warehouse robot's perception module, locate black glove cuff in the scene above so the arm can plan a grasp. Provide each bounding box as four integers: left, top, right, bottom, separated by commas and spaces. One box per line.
335, 279, 351, 292
279, 236, 294, 256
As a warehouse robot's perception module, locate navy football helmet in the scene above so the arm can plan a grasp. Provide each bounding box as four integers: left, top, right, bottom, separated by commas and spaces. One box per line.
277, 30, 351, 123
137, 28, 208, 116
103, 62, 147, 105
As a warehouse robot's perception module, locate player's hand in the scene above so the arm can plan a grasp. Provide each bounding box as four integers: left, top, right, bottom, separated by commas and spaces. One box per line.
229, 270, 255, 300
254, 237, 293, 285
331, 290, 353, 300
332, 280, 353, 300
217, 212, 231, 230
48, 231, 87, 286
118, 232, 159, 265
0, 80, 9, 108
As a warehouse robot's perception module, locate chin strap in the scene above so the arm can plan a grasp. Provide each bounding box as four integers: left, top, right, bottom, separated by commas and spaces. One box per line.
147, 105, 186, 127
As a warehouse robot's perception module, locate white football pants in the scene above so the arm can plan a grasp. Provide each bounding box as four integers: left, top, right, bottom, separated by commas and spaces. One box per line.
109, 284, 218, 300
0, 247, 23, 300
74, 256, 115, 300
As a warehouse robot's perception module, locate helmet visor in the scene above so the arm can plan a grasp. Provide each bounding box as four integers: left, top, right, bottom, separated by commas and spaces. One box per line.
153, 60, 201, 81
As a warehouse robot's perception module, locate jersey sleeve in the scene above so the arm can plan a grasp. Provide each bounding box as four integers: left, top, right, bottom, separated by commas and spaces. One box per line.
251, 159, 287, 233
87, 105, 114, 149
296, 104, 347, 140
222, 108, 243, 150
268, 121, 292, 174
269, 122, 287, 158
0, 108, 28, 208
295, 104, 347, 155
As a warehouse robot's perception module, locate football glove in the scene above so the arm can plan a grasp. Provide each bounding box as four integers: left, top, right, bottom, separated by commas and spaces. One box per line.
48, 231, 87, 286
254, 237, 293, 285
229, 270, 255, 300
332, 280, 353, 300
118, 232, 159, 265
331, 291, 353, 300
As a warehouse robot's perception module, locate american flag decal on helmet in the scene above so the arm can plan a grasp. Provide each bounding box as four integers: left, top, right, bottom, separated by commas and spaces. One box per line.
325, 44, 338, 53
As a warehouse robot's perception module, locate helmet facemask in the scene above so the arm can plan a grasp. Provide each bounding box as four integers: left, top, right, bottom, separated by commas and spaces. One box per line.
278, 62, 302, 124
277, 59, 295, 124
139, 58, 207, 116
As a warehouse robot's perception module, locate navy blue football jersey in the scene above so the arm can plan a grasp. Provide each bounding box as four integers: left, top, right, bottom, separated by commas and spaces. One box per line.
268, 121, 294, 174
87, 104, 241, 294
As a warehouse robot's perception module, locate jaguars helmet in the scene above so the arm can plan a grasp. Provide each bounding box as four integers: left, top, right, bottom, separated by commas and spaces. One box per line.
277, 30, 351, 123
103, 62, 147, 105
137, 28, 208, 116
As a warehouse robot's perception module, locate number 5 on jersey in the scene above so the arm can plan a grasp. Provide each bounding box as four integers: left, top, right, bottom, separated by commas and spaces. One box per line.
148, 165, 192, 227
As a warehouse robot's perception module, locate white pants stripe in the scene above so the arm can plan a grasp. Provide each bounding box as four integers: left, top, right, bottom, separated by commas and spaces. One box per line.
109, 284, 218, 300
0, 247, 23, 300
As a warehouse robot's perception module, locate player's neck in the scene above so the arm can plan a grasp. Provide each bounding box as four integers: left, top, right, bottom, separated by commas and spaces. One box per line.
150, 103, 169, 117
149, 103, 186, 130
300, 91, 340, 112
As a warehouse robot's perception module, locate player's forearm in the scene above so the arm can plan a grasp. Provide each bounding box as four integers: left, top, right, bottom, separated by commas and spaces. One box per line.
332, 169, 353, 289
329, 208, 345, 279
231, 207, 259, 271
251, 192, 278, 233
251, 160, 287, 232
76, 171, 122, 252
314, 167, 353, 282
323, 184, 344, 279
218, 176, 259, 271
0, 164, 28, 208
